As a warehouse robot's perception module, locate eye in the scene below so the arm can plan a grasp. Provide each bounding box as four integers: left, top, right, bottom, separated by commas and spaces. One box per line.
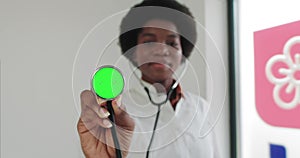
142, 41, 155, 46
166, 41, 179, 48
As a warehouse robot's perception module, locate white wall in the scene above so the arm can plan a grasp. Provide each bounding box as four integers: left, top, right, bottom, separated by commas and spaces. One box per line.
0, 0, 229, 157
204, 0, 230, 158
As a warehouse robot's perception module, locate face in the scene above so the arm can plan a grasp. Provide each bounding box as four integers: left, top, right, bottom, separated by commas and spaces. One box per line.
134, 19, 183, 83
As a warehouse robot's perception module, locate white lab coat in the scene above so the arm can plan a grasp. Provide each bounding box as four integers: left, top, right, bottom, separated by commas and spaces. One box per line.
122, 80, 220, 158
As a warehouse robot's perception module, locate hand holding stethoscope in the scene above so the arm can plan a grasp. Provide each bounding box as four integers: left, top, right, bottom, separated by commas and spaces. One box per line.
77, 66, 134, 158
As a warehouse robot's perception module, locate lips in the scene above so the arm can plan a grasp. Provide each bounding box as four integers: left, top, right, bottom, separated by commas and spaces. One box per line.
149, 63, 167, 69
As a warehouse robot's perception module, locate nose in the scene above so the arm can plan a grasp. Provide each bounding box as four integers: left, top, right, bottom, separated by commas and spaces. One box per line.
153, 43, 170, 56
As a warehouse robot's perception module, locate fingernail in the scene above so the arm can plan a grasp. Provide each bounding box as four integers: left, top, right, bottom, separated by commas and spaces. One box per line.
100, 108, 110, 117
103, 119, 112, 128
96, 97, 105, 105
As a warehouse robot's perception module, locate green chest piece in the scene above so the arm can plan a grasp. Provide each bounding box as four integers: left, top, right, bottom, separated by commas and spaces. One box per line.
91, 66, 124, 100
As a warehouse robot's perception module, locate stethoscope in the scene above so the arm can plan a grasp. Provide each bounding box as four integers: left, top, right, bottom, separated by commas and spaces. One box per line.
91, 60, 188, 158
130, 60, 188, 106
91, 66, 124, 158
129, 60, 188, 158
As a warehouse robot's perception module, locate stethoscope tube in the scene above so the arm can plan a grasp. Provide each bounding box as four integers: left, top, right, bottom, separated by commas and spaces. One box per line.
90, 66, 124, 158
144, 86, 175, 158
129, 60, 188, 106
145, 104, 161, 158
106, 101, 123, 158
129, 61, 188, 158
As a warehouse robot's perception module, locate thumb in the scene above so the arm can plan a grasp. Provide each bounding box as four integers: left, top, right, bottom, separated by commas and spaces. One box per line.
111, 96, 123, 116
111, 96, 135, 131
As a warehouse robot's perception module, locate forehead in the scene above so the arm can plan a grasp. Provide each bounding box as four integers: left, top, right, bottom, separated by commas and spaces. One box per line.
142, 19, 179, 34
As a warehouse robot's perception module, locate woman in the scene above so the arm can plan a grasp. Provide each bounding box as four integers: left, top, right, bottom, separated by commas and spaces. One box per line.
77, 0, 219, 157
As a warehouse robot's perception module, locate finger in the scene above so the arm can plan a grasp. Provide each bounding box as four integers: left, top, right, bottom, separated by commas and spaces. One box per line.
80, 90, 110, 119
110, 96, 135, 131
99, 118, 113, 128
80, 105, 98, 122
77, 118, 104, 149
81, 105, 113, 128
85, 117, 113, 129
90, 104, 111, 119
80, 90, 98, 108
111, 95, 124, 116
96, 96, 106, 106
77, 118, 89, 133
80, 107, 113, 130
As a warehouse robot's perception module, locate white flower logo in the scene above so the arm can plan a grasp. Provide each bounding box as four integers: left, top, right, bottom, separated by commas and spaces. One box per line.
265, 36, 300, 109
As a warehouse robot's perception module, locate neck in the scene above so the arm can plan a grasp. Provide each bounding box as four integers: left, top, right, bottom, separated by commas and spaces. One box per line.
141, 75, 173, 93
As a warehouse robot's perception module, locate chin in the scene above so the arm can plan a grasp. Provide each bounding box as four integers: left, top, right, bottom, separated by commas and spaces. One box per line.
147, 74, 172, 82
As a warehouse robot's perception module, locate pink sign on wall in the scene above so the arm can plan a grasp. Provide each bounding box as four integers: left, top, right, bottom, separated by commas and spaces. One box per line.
254, 20, 300, 128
